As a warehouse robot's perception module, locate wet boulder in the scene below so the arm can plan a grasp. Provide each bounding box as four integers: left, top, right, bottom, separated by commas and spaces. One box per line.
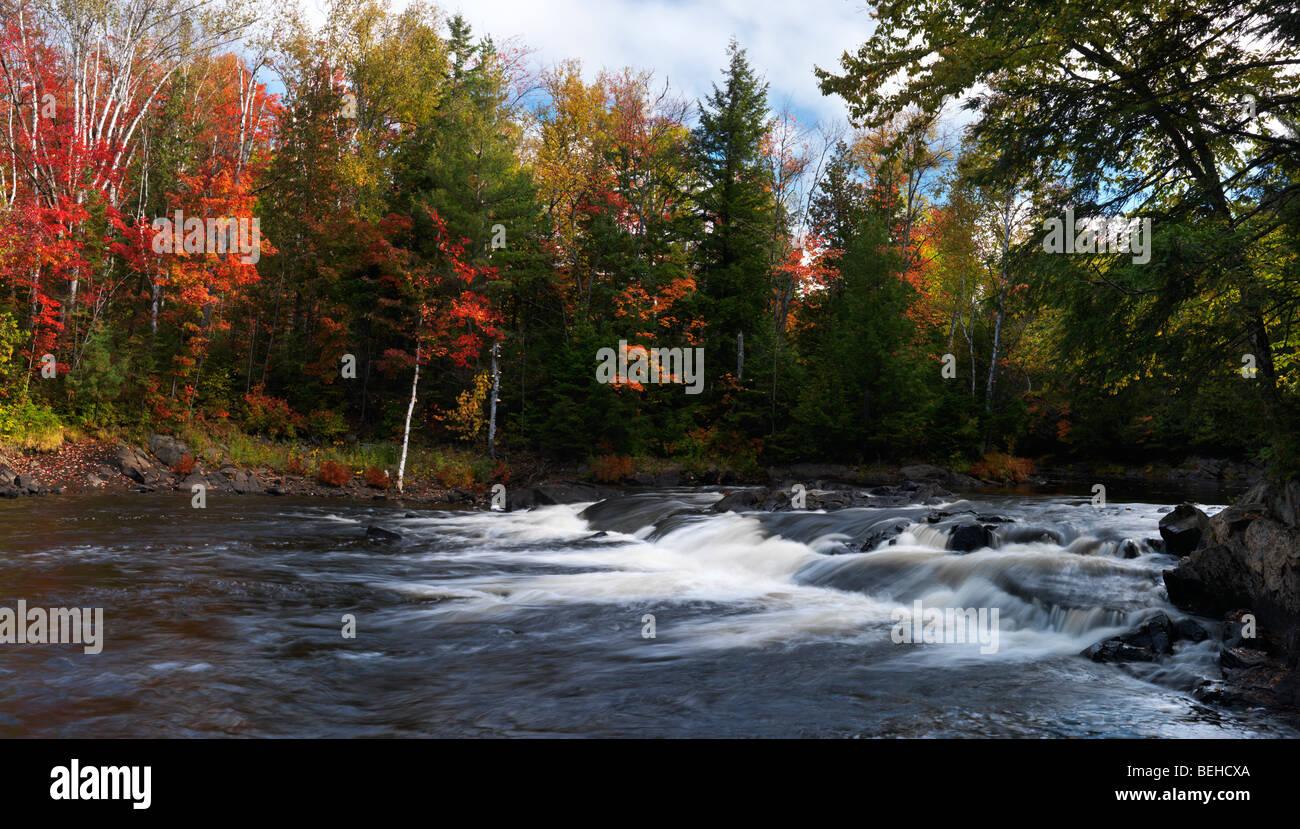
856, 521, 911, 552
712, 488, 764, 513
1083, 612, 1178, 662
1158, 502, 1210, 556
1083, 612, 1212, 664
1083, 639, 1159, 663
508, 482, 620, 510
946, 523, 993, 553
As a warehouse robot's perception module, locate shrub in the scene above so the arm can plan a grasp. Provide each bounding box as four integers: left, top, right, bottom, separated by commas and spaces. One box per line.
364, 466, 390, 489
317, 459, 351, 487
591, 454, 633, 483
0, 400, 63, 451
307, 408, 348, 441
970, 451, 1035, 484
243, 387, 303, 438
286, 454, 308, 476
172, 454, 196, 477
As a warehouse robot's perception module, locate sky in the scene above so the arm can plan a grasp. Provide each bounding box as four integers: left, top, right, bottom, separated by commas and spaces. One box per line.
304, 0, 877, 129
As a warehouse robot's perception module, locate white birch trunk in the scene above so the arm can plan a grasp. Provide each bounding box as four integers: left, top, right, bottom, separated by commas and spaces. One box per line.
396, 338, 422, 494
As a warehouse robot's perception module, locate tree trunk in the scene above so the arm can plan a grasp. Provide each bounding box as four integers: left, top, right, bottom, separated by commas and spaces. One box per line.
984, 193, 1014, 450
737, 331, 744, 381
488, 342, 500, 458
397, 337, 422, 494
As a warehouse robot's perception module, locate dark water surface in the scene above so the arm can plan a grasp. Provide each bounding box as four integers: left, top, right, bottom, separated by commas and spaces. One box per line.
0, 490, 1296, 738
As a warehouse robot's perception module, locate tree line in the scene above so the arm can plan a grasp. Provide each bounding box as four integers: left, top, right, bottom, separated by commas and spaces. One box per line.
1, 0, 1297, 480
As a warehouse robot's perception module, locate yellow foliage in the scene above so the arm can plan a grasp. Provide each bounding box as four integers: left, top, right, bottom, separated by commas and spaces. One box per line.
447, 371, 491, 443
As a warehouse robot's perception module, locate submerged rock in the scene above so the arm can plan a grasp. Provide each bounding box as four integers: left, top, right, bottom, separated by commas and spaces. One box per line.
365, 525, 403, 542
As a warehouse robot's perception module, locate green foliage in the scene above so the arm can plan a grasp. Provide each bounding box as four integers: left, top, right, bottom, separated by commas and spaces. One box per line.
0, 399, 63, 451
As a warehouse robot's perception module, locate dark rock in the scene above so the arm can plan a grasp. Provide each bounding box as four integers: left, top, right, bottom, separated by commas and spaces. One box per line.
179, 472, 208, 491
632, 467, 681, 487
946, 523, 993, 553
1145, 537, 1165, 554
1173, 617, 1209, 643
507, 482, 620, 510
1083, 612, 1192, 663
781, 463, 858, 485
857, 521, 910, 552
0, 464, 16, 487
1163, 483, 1300, 666
0, 484, 19, 498
227, 470, 263, 495
712, 489, 763, 513
1158, 502, 1210, 556
17, 472, 40, 494
1119, 611, 1175, 654
112, 443, 160, 484
365, 525, 403, 542
148, 434, 190, 468
1119, 539, 1140, 559
899, 464, 947, 481
1241, 479, 1300, 528
1084, 639, 1159, 663
1221, 646, 1272, 670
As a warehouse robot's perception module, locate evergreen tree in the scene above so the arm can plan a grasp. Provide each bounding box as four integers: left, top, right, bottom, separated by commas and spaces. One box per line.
690, 40, 778, 395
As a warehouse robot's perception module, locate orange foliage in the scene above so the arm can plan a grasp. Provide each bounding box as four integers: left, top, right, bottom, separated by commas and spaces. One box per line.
591, 454, 633, 483
970, 451, 1035, 484
317, 460, 351, 487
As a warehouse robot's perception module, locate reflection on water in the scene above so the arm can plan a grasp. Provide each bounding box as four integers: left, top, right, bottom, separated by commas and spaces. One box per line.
0, 491, 1294, 738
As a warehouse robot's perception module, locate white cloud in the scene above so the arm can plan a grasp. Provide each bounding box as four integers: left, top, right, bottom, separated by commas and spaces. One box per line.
307, 0, 877, 127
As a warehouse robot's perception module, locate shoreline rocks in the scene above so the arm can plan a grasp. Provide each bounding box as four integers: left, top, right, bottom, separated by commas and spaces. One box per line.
1161, 479, 1300, 710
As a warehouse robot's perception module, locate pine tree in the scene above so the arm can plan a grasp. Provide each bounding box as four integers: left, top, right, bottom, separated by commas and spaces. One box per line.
691, 40, 777, 390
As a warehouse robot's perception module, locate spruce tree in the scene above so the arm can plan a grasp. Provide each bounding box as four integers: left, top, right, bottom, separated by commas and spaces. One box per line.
691, 39, 777, 392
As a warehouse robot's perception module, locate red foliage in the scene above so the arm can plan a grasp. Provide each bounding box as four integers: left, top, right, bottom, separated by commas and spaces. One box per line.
317, 460, 351, 487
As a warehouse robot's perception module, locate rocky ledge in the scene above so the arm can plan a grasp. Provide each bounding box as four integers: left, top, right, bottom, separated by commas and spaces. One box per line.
1157, 479, 1300, 708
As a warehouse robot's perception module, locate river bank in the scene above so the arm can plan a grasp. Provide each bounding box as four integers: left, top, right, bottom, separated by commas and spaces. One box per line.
0, 434, 1268, 506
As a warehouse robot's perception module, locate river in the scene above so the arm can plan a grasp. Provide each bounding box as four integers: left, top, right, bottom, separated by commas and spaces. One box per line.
1, 489, 1295, 737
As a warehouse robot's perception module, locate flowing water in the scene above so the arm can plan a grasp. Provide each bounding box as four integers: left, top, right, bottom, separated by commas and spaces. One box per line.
0, 489, 1296, 737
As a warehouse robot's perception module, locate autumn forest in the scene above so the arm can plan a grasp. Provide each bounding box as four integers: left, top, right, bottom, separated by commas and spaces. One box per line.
2, 0, 1299, 488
